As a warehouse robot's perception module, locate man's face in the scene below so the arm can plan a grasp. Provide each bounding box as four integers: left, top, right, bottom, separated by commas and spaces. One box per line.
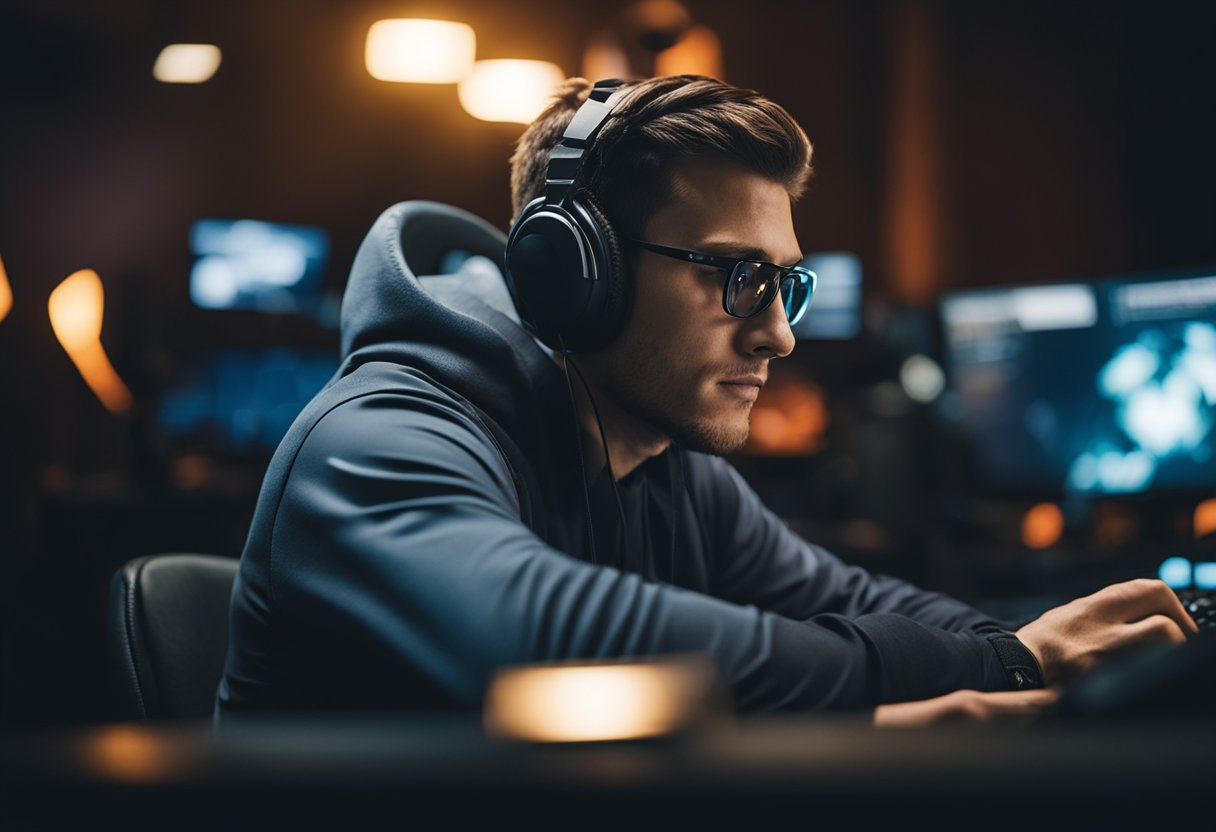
589, 155, 801, 455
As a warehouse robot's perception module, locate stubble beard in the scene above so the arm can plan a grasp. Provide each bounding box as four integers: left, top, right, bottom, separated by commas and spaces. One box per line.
601, 349, 753, 457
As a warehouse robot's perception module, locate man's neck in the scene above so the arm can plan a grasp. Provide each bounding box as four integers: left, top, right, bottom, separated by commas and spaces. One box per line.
566, 359, 669, 481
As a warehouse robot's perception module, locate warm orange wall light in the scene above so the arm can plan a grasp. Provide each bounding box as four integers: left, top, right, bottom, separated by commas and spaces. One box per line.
1195, 498, 1216, 540
746, 380, 829, 456
152, 44, 222, 84
365, 19, 475, 83
0, 254, 12, 323
655, 25, 723, 79
48, 269, 132, 414
1022, 502, 1064, 550
458, 60, 565, 124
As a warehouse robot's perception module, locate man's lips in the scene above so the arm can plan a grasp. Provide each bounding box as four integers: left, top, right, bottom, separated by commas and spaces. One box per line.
718, 376, 764, 402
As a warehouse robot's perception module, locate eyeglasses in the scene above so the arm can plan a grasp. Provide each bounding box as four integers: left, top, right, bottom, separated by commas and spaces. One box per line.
631, 240, 817, 326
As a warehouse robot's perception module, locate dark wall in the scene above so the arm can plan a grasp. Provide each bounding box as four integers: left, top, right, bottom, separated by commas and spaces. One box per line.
3, 1, 1212, 486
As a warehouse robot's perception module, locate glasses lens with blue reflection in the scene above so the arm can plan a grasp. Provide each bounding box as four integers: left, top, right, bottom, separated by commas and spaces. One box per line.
727, 263, 816, 325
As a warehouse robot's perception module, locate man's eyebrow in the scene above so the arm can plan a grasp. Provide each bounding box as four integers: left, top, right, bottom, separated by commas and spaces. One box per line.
696, 241, 804, 266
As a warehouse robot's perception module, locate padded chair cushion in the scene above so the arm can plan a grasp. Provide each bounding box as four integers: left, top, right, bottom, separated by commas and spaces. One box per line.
108, 553, 238, 721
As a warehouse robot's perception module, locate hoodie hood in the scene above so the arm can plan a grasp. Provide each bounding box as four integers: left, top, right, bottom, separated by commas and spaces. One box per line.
338, 201, 563, 436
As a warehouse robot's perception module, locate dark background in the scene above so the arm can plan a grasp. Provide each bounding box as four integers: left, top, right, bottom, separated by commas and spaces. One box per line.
1, 0, 1213, 726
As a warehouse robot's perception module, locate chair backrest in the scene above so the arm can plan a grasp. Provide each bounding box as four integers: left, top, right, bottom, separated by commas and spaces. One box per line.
107, 553, 238, 721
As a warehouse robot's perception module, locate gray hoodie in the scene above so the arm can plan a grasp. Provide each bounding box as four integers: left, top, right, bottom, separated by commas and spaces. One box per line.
216, 201, 1011, 720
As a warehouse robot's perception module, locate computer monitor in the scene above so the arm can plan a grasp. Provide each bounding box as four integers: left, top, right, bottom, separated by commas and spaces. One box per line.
156, 349, 339, 456
938, 268, 1216, 498
189, 219, 329, 316
792, 252, 863, 340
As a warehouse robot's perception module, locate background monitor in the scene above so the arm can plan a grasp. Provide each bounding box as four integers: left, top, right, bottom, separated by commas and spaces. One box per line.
156, 349, 339, 455
189, 219, 329, 316
792, 251, 863, 340
938, 269, 1216, 498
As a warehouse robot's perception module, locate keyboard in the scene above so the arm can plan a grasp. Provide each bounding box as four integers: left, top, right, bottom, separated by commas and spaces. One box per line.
1178, 589, 1216, 631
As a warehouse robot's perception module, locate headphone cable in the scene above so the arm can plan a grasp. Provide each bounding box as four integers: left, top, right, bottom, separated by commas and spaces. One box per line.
566, 359, 633, 574
564, 357, 685, 584
669, 444, 684, 585
557, 338, 597, 566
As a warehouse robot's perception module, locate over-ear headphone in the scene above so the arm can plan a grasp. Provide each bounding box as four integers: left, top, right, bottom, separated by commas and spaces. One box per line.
505, 79, 632, 353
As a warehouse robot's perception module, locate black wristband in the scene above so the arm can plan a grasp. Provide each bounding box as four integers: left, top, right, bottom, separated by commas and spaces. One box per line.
986, 632, 1044, 690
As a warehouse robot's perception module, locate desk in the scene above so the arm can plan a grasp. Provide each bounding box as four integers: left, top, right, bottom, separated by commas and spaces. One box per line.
3, 716, 1214, 828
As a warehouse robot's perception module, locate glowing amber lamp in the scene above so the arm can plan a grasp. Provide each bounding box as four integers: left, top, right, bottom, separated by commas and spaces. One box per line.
365, 19, 475, 83
74, 725, 203, 783
458, 60, 566, 124
655, 25, 724, 79
48, 269, 132, 414
746, 380, 829, 455
1195, 498, 1216, 540
152, 44, 222, 84
0, 254, 11, 323
1022, 502, 1064, 550
484, 656, 718, 743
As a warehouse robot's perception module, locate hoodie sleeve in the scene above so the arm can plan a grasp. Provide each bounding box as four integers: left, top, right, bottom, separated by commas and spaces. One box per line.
687, 454, 1009, 634
271, 387, 1009, 711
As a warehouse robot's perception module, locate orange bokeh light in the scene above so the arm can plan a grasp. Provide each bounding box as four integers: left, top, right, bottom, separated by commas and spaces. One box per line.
365, 19, 475, 83
1194, 498, 1216, 540
746, 380, 829, 456
1022, 502, 1064, 550
655, 25, 723, 79
48, 269, 132, 414
484, 656, 718, 743
74, 725, 203, 783
0, 254, 11, 323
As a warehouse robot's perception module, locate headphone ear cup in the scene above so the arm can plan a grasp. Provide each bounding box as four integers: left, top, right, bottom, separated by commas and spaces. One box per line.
505, 199, 599, 350
574, 191, 632, 351
504, 192, 632, 353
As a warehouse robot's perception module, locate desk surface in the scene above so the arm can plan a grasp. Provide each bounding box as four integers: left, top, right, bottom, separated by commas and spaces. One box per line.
3, 715, 1214, 827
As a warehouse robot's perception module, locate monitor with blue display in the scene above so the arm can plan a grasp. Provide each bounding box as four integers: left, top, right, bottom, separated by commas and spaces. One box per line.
157, 349, 339, 455
189, 219, 329, 315
792, 251, 863, 340
938, 269, 1216, 498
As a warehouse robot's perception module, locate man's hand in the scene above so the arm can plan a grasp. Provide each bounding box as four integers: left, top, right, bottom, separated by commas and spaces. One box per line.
874, 688, 1059, 728
1015, 578, 1199, 685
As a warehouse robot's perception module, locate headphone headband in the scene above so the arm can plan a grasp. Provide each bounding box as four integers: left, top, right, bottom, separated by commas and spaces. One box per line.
544, 80, 627, 207
505, 79, 634, 352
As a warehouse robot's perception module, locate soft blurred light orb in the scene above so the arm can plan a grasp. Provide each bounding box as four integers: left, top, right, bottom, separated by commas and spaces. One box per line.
1195, 562, 1216, 590
0, 254, 11, 324
48, 269, 132, 414
458, 60, 566, 124
365, 19, 476, 83
48, 269, 105, 349
484, 656, 718, 742
152, 44, 222, 84
899, 354, 945, 403
1195, 498, 1216, 539
655, 25, 723, 79
1021, 502, 1064, 550
1158, 556, 1193, 589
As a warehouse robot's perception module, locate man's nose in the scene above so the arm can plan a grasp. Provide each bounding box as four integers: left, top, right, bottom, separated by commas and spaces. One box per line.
739, 293, 796, 359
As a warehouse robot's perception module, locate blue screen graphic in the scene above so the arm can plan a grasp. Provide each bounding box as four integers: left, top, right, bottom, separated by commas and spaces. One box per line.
157, 349, 339, 454
792, 251, 863, 340
189, 219, 329, 315
940, 271, 1216, 497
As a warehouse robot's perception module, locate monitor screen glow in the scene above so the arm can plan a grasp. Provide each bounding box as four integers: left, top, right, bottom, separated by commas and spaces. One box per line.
792, 251, 863, 340
939, 270, 1216, 497
189, 219, 329, 315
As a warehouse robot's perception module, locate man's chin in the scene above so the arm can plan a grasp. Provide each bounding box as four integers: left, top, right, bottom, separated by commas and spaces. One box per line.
666, 414, 751, 457
612, 382, 751, 457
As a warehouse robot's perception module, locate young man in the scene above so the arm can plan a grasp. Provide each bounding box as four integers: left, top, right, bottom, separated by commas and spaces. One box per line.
216, 75, 1196, 725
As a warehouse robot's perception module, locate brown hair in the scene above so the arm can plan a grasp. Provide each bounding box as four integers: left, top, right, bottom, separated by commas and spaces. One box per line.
509, 75, 813, 239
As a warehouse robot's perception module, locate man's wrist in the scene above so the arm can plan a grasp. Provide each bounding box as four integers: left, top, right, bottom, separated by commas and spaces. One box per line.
986, 631, 1044, 690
